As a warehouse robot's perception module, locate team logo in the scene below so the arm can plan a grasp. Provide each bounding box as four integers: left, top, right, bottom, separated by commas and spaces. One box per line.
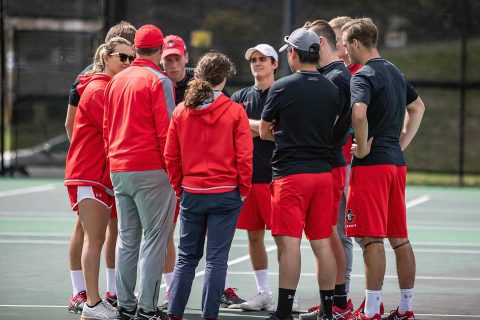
346, 209, 355, 223
167, 40, 175, 48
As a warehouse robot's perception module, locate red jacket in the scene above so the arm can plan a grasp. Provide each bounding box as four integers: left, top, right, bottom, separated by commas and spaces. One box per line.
65, 73, 112, 190
103, 58, 175, 172
164, 93, 253, 198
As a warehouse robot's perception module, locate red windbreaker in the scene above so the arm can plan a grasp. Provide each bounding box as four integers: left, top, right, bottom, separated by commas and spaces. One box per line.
164, 93, 253, 198
65, 73, 112, 191
103, 58, 175, 172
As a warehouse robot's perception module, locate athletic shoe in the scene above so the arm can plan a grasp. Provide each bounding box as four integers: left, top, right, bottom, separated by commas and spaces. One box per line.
160, 290, 170, 310
240, 291, 275, 311
221, 288, 246, 309
105, 292, 118, 308
167, 315, 182, 320
68, 290, 87, 314
115, 307, 136, 320
386, 308, 415, 320
332, 305, 353, 320
81, 300, 117, 320
318, 315, 333, 320
355, 298, 384, 315
298, 308, 319, 320
265, 312, 294, 320
292, 294, 300, 313
135, 307, 167, 320
346, 310, 381, 320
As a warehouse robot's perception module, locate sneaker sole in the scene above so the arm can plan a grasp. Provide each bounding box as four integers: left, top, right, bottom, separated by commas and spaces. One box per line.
68, 308, 82, 314
228, 303, 243, 309
240, 304, 275, 312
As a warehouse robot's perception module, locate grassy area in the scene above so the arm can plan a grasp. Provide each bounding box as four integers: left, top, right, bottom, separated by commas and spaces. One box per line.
407, 171, 480, 187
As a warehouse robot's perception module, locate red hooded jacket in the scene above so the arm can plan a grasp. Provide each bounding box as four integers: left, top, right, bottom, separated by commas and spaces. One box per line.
164, 93, 253, 198
103, 58, 175, 172
65, 73, 112, 190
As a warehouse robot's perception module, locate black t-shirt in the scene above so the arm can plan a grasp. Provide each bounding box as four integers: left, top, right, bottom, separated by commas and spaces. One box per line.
319, 61, 352, 168
350, 58, 418, 166
68, 64, 93, 106
174, 67, 195, 105
262, 71, 341, 179
232, 85, 275, 183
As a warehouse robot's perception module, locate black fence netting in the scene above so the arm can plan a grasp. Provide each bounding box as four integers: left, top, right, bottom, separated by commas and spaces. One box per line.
1, 0, 479, 177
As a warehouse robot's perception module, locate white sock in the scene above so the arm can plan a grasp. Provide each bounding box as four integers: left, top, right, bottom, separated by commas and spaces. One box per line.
71, 270, 86, 296
163, 272, 174, 292
365, 289, 382, 318
224, 273, 230, 290
254, 269, 270, 293
398, 288, 414, 314
106, 268, 116, 294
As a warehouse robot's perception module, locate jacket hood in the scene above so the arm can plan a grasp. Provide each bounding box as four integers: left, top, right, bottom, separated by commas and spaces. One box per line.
76, 73, 111, 96
187, 93, 234, 125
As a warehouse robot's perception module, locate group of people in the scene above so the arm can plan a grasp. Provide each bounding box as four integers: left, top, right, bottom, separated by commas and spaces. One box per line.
63, 14, 425, 320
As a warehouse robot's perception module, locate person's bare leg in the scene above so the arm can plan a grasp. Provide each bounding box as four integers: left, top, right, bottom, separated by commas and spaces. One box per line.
69, 217, 84, 295
361, 236, 386, 317
78, 199, 110, 305
248, 230, 268, 271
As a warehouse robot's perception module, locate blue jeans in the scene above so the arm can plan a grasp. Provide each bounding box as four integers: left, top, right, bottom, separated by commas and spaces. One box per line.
168, 189, 243, 318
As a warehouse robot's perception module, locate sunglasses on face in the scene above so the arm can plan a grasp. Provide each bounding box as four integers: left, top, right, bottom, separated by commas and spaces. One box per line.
110, 52, 135, 63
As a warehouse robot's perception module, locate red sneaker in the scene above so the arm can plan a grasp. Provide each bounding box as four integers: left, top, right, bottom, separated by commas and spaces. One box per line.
332, 299, 354, 320
307, 305, 320, 313
355, 298, 384, 315
105, 291, 117, 308
67, 290, 87, 314
347, 310, 381, 320
386, 307, 415, 320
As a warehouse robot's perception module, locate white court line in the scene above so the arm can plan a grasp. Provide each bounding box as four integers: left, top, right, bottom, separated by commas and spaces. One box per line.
0, 305, 478, 318
227, 271, 480, 282
406, 194, 430, 208
0, 184, 57, 197
159, 245, 278, 289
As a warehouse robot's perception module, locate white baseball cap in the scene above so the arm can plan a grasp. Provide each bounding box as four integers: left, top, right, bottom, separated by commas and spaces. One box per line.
244, 44, 278, 61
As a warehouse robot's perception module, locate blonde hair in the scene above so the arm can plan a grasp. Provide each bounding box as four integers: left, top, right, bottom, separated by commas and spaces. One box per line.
329, 16, 353, 29
184, 52, 236, 108
105, 21, 137, 44
86, 37, 132, 75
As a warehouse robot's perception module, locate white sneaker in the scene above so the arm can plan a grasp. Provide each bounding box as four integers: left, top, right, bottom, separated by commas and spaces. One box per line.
292, 294, 300, 313
240, 291, 275, 311
81, 301, 117, 320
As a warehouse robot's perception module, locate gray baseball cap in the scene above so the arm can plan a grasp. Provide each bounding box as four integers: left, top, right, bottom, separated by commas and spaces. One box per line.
279, 27, 320, 53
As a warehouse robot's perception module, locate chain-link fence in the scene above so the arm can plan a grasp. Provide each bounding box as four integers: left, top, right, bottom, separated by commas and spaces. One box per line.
1, 0, 479, 180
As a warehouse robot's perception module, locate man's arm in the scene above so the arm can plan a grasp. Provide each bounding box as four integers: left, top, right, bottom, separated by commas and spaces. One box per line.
249, 119, 261, 138
259, 120, 275, 141
400, 96, 425, 151
351, 102, 372, 158
65, 105, 77, 141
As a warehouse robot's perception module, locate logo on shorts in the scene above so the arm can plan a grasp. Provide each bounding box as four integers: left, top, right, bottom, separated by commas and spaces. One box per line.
346, 209, 355, 223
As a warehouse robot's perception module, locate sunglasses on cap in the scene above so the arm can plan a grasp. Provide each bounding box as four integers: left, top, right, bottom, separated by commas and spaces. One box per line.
109, 52, 136, 63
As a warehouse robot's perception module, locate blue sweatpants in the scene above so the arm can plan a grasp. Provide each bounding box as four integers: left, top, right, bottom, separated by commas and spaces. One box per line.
168, 189, 243, 318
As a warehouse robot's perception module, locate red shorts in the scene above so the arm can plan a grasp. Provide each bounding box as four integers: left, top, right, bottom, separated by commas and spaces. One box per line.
67, 186, 115, 218
237, 183, 272, 230
332, 166, 347, 226
345, 165, 407, 238
270, 173, 333, 240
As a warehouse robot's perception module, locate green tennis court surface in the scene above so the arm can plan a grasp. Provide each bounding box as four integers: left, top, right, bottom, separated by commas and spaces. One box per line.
0, 178, 479, 319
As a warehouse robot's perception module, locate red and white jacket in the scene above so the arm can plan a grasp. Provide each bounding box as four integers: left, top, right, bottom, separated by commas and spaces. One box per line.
164, 93, 253, 198
103, 58, 175, 172
65, 73, 112, 190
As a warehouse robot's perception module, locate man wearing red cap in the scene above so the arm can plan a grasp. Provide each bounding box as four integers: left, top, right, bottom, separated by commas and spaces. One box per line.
104, 24, 176, 320
158, 34, 192, 311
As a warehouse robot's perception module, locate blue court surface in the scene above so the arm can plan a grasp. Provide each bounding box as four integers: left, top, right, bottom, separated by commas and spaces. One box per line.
0, 178, 479, 319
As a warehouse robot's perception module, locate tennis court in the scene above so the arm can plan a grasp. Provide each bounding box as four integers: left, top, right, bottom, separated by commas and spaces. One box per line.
0, 178, 479, 319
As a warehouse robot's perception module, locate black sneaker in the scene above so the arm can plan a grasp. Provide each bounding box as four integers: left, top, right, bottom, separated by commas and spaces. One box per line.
116, 307, 136, 320
221, 288, 246, 309
265, 312, 294, 320
135, 308, 167, 320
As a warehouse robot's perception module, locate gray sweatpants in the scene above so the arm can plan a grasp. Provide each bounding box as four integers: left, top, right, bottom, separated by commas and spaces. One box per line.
111, 169, 176, 312
337, 164, 353, 293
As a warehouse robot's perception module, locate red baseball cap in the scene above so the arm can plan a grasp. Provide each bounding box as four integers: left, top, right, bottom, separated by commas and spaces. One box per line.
134, 24, 164, 49
161, 35, 187, 59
